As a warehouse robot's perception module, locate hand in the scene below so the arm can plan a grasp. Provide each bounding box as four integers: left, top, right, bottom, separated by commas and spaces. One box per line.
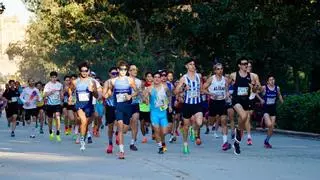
260, 99, 265, 105
169, 106, 173, 113
210, 93, 216, 100
126, 94, 132, 101
68, 96, 73, 105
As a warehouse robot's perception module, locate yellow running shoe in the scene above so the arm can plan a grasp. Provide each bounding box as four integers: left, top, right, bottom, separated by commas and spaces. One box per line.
49, 133, 54, 141
56, 135, 61, 142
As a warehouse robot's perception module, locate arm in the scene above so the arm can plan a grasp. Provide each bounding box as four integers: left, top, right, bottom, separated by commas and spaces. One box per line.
225, 78, 229, 99
128, 77, 138, 99
277, 86, 284, 104
174, 76, 185, 95
37, 89, 42, 102
201, 76, 213, 95
19, 89, 26, 104
165, 85, 173, 112
142, 87, 151, 104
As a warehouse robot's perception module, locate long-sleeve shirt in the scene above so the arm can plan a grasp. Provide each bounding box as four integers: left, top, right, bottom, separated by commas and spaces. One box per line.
19, 87, 42, 109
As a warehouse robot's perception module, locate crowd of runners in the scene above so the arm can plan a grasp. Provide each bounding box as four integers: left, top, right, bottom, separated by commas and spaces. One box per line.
0, 57, 284, 159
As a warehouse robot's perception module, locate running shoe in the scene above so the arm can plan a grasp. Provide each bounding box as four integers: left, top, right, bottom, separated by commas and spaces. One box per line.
233, 128, 241, 143
214, 132, 219, 138
183, 144, 190, 154
49, 133, 54, 141
87, 136, 93, 144
142, 137, 147, 143
264, 141, 272, 149
204, 128, 209, 134
75, 135, 80, 144
11, 131, 15, 137
162, 143, 167, 152
233, 141, 240, 155
158, 147, 164, 154
169, 136, 176, 143
30, 134, 35, 138
80, 140, 85, 151
247, 138, 253, 146
40, 128, 44, 134
130, 144, 138, 151
106, 144, 113, 154
222, 142, 232, 151
195, 137, 202, 146
56, 135, 61, 142
118, 152, 125, 159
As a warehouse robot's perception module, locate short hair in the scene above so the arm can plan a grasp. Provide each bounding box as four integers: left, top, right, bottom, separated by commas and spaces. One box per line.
237, 57, 248, 65
167, 71, 174, 75
50, 71, 58, 77
117, 59, 128, 68
70, 74, 78, 78
153, 71, 161, 77
8, 80, 15, 84
184, 58, 195, 65
78, 62, 90, 71
214, 63, 223, 69
108, 67, 117, 73
145, 72, 152, 77
64, 75, 71, 80
35, 81, 42, 86
267, 74, 275, 81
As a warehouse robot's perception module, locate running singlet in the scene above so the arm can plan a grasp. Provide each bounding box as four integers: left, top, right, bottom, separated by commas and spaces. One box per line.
264, 85, 278, 105
150, 85, 168, 112
131, 78, 142, 104
113, 77, 132, 104
208, 75, 226, 100
184, 73, 201, 104
75, 78, 93, 105
36, 91, 45, 107
233, 72, 251, 98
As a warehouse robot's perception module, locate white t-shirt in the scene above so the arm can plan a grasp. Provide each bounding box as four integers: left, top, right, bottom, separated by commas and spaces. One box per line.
44, 81, 63, 105
20, 87, 41, 109
131, 78, 142, 104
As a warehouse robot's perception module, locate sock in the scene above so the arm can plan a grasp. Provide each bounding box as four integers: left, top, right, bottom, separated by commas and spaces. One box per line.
265, 136, 271, 143
223, 135, 228, 144
49, 129, 53, 134
80, 135, 85, 141
183, 142, 188, 146
119, 144, 124, 152
87, 131, 91, 138
157, 142, 162, 148
247, 134, 252, 139
74, 125, 79, 134
130, 139, 135, 145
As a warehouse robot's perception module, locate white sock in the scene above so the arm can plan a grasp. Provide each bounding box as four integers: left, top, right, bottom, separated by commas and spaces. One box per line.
183, 142, 188, 146
119, 144, 124, 152
87, 131, 92, 138
223, 135, 227, 144
247, 134, 252, 139
130, 139, 135, 145
74, 125, 79, 134
157, 142, 162, 148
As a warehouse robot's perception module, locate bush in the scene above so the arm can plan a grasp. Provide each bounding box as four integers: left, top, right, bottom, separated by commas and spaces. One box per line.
277, 92, 320, 133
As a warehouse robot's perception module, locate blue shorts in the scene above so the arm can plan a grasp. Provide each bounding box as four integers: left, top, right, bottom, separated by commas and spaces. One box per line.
151, 111, 168, 127
75, 102, 94, 118
115, 102, 132, 125
94, 103, 104, 117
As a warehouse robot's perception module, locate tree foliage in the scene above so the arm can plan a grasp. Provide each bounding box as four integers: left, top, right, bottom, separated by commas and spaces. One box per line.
8, 0, 320, 92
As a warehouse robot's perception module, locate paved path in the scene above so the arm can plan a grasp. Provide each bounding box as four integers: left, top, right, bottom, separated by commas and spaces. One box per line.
0, 115, 319, 180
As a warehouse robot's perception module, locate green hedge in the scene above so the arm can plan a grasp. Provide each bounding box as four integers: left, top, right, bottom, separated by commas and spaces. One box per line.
277, 92, 320, 134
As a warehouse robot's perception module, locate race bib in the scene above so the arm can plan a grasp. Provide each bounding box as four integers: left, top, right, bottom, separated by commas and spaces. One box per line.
11, 97, 18, 102
188, 91, 200, 98
116, 93, 127, 103
237, 87, 248, 96
78, 92, 90, 102
266, 98, 276, 105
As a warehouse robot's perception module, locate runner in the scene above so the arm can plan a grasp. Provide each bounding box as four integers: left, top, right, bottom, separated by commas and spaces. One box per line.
225, 74, 235, 139
20, 79, 42, 138
70, 74, 80, 143
139, 72, 152, 143
105, 60, 138, 159
174, 59, 203, 154
103, 67, 118, 154
260, 75, 284, 148
203, 63, 231, 151
128, 64, 142, 151
93, 75, 104, 137
44, 71, 63, 142
70, 62, 98, 151
62, 75, 72, 135
36, 82, 45, 134
143, 71, 172, 154
2, 80, 19, 137
230, 57, 259, 155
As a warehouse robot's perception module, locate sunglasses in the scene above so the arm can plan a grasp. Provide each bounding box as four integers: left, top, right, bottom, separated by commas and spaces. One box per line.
161, 74, 167, 77
81, 69, 89, 72
111, 72, 118, 76
240, 62, 248, 66
216, 68, 223, 70
119, 68, 127, 71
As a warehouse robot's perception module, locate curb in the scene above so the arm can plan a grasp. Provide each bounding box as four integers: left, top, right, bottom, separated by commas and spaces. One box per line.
255, 128, 320, 138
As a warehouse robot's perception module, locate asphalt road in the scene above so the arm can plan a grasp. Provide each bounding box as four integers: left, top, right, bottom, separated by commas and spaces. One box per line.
0, 114, 319, 180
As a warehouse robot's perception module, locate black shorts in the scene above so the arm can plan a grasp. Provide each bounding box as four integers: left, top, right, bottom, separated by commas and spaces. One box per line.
46, 105, 62, 118
232, 96, 250, 111
105, 105, 116, 125
37, 106, 44, 114
25, 108, 38, 120
140, 111, 150, 123
248, 99, 256, 110
63, 103, 68, 108
209, 100, 227, 116
264, 105, 277, 116
66, 105, 76, 112
6, 104, 19, 118
167, 110, 173, 123
182, 103, 203, 119
131, 103, 140, 115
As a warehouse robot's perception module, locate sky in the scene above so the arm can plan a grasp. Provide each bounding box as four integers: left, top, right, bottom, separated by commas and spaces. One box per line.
1, 0, 32, 24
